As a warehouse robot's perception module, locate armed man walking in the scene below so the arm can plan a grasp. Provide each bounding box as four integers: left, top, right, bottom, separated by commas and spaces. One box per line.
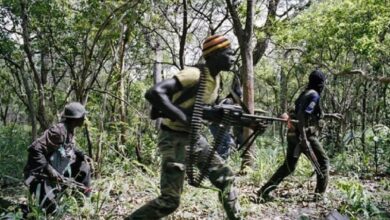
257, 70, 329, 202
23, 102, 92, 214
125, 35, 241, 220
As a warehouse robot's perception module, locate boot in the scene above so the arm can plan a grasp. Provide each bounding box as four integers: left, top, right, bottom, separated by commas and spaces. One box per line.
220, 187, 241, 220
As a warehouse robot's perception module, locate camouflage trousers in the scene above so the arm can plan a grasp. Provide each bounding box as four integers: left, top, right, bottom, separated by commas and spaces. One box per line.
258, 129, 329, 197
126, 129, 241, 220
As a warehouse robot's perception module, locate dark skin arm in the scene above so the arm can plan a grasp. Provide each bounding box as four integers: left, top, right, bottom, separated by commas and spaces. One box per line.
145, 78, 190, 125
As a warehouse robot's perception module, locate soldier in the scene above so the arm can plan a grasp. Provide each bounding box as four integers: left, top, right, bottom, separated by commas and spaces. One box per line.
125, 35, 241, 220
257, 70, 329, 202
23, 102, 92, 214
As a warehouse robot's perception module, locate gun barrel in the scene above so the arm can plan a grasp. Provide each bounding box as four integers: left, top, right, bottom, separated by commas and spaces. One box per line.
242, 113, 298, 123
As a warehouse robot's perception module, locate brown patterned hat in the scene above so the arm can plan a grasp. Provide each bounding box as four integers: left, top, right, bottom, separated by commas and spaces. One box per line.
202, 35, 231, 57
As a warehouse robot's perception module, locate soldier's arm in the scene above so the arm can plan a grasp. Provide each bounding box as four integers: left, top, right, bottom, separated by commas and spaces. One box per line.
297, 92, 319, 141
73, 145, 85, 158
145, 78, 189, 125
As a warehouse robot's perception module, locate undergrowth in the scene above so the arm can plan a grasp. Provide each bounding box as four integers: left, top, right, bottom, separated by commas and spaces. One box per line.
1, 127, 389, 219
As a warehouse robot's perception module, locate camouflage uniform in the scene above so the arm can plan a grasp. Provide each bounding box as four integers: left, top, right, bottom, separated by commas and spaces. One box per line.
127, 67, 240, 220
24, 122, 91, 213
259, 89, 329, 197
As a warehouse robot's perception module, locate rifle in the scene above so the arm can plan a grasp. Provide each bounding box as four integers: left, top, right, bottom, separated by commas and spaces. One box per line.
296, 140, 324, 178
25, 173, 92, 194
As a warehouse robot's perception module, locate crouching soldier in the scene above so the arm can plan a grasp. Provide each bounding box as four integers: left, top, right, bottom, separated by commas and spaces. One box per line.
23, 102, 92, 214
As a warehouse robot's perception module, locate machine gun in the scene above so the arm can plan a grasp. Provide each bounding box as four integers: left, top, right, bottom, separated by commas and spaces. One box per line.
202, 104, 297, 156
202, 104, 297, 126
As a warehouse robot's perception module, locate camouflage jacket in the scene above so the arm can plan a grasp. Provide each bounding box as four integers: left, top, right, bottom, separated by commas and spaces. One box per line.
24, 122, 84, 177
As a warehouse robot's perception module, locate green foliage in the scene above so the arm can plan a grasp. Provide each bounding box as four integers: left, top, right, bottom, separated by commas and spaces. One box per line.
1, 0, 390, 218
246, 135, 314, 185
0, 125, 30, 180
333, 125, 390, 175
336, 179, 382, 219
276, 0, 389, 69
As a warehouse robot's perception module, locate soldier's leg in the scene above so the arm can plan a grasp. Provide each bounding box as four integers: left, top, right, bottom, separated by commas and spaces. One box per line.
126, 130, 186, 220
29, 179, 60, 214
70, 158, 92, 196
197, 136, 241, 220
209, 124, 234, 159
308, 136, 329, 193
258, 134, 300, 197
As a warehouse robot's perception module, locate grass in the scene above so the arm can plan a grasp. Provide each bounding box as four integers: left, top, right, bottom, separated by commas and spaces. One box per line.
1, 127, 389, 219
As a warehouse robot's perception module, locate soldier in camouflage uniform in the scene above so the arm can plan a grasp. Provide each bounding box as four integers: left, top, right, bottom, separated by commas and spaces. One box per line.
126, 35, 241, 220
257, 70, 329, 202
24, 102, 92, 213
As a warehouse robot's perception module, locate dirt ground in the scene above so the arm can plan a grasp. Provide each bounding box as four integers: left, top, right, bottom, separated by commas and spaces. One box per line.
1, 173, 389, 219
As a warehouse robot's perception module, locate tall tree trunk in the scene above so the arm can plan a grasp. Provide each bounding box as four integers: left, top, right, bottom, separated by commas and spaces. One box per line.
153, 39, 163, 129
240, 46, 255, 169
118, 24, 130, 145
20, 0, 49, 130
226, 0, 255, 170
0, 94, 10, 126
361, 82, 368, 153
384, 85, 388, 122
179, 0, 188, 69
279, 68, 288, 145
19, 64, 38, 140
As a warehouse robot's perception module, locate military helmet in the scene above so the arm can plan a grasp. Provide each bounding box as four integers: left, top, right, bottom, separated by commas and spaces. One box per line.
61, 102, 87, 119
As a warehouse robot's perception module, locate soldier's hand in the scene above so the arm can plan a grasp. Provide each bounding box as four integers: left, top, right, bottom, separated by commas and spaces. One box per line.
280, 112, 289, 120
83, 155, 93, 163
246, 120, 268, 133
83, 155, 95, 174
299, 138, 310, 152
45, 165, 64, 182
256, 121, 268, 133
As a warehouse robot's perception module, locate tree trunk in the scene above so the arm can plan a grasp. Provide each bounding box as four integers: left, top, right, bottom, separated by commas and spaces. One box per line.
0, 94, 10, 126
19, 64, 38, 140
20, 0, 49, 131
279, 68, 288, 145
179, 0, 188, 70
153, 39, 163, 129
226, 0, 255, 170
118, 24, 130, 145
240, 46, 255, 169
361, 82, 367, 153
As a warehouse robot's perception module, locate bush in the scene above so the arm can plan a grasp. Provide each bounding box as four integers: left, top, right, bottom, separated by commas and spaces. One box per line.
0, 125, 30, 181
336, 179, 381, 219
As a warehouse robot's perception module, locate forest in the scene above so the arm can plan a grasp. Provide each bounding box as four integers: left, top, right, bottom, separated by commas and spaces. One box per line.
0, 0, 389, 219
